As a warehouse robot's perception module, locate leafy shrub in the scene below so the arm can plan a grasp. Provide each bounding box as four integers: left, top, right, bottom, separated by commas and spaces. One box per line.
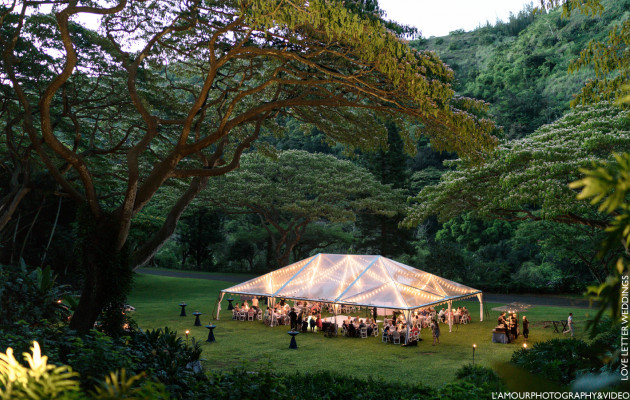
438, 380, 494, 400
0, 341, 80, 400
455, 363, 505, 392
511, 338, 598, 384
0, 263, 70, 326
195, 366, 498, 400
61, 330, 135, 389
127, 327, 205, 398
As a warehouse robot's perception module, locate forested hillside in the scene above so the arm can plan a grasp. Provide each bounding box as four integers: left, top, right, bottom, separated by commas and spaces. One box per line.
414, 0, 630, 138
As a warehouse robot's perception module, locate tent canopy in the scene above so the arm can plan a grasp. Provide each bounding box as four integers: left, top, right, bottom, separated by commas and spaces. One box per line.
221, 254, 481, 311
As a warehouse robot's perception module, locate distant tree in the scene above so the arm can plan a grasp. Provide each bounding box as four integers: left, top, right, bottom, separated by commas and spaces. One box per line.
205, 150, 405, 267
355, 120, 414, 257
177, 209, 224, 270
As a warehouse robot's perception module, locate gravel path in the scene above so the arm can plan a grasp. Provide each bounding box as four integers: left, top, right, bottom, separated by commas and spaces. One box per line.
136, 268, 595, 309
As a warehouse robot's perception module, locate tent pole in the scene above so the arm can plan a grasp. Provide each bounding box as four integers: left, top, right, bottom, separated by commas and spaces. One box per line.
215, 292, 225, 320
270, 297, 275, 327
477, 293, 484, 322
404, 310, 411, 345
448, 300, 453, 333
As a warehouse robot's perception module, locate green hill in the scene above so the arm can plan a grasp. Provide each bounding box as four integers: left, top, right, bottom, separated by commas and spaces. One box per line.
411, 0, 630, 138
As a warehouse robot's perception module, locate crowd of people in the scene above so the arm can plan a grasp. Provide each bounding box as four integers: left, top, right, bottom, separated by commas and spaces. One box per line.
341, 316, 378, 337
496, 312, 529, 342
437, 306, 472, 324
232, 297, 475, 345
262, 299, 324, 331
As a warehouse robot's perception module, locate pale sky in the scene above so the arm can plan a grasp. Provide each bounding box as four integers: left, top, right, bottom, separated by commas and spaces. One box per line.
378, 0, 534, 38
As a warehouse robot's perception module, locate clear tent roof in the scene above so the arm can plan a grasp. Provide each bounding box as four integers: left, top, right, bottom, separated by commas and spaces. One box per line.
222, 254, 481, 310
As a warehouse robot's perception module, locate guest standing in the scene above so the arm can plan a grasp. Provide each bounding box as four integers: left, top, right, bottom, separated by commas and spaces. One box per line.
431, 316, 440, 345
522, 316, 529, 339
563, 312, 574, 337
289, 308, 298, 330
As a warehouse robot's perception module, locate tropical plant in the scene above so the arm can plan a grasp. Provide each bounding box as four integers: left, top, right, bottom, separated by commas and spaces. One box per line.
0, 263, 71, 325
0, 341, 79, 400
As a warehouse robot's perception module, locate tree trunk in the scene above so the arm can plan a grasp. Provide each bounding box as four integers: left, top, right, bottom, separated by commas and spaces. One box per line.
69, 214, 130, 334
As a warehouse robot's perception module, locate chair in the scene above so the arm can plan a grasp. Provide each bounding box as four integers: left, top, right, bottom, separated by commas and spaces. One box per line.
232, 310, 238, 320
248, 311, 254, 321
392, 331, 400, 344
257, 310, 263, 320
239, 312, 246, 321
382, 331, 389, 343
360, 327, 368, 338
461, 315, 469, 324
372, 326, 379, 337
341, 325, 348, 337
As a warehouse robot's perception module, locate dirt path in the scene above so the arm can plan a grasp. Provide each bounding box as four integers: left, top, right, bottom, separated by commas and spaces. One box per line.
136, 268, 595, 309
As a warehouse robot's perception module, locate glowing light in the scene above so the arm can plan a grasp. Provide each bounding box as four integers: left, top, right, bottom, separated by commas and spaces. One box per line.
473, 344, 476, 348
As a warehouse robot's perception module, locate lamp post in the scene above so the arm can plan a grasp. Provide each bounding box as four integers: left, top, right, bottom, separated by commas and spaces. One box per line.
185, 330, 190, 346
472, 344, 476, 365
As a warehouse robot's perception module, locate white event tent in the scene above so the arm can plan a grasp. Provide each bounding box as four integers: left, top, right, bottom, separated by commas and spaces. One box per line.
216, 254, 483, 342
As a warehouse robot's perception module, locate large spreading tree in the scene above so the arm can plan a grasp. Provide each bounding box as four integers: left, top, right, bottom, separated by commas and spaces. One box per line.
0, 0, 497, 333
204, 150, 404, 267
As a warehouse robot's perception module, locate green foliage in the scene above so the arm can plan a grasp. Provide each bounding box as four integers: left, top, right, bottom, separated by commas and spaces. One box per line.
0, 342, 80, 400
514, 261, 564, 289
196, 366, 499, 400
570, 152, 630, 327
62, 331, 134, 389
0, 263, 70, 325
177, 209, 225, 270
511, 338, 598, 384
89, 369, 170, 400
404, 103, 630, 227
455, 363, 506, 392
415, 0, 628, 137
205, 150, 405, 266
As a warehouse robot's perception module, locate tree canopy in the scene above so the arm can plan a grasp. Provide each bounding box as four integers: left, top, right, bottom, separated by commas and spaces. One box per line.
203, 150, 404, 267
403, 103, 630, 229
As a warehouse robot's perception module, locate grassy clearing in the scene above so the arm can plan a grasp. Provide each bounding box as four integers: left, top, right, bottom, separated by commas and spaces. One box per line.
127, 273, 594, 388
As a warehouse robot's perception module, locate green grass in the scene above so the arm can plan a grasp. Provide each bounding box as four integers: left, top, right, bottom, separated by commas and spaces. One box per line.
137, 267, 257, 280
128, 273, 595, 388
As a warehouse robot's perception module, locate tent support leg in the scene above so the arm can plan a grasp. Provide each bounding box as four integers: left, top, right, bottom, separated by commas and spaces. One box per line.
477, 293, 484, 322
215, 292, 225, 320
448, 300, 452, 333
404, 310, 411, 345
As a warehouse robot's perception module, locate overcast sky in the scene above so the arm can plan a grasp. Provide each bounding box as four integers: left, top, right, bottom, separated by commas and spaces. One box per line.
378, 0, 534, 38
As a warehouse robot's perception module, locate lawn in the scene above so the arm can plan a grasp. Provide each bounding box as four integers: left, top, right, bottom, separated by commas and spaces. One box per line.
127, 273, 594, 388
